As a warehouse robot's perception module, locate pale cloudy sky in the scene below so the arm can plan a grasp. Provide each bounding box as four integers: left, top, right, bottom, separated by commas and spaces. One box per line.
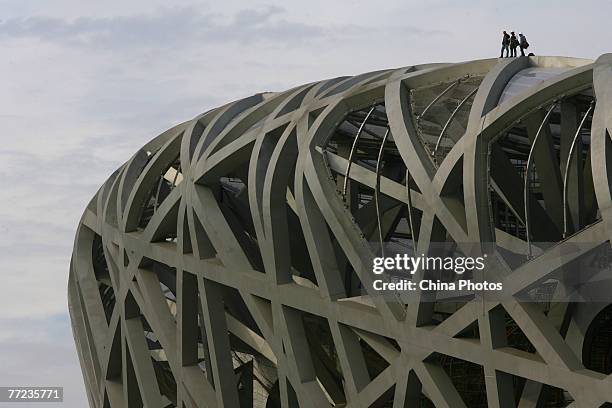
0, 0, 610, 406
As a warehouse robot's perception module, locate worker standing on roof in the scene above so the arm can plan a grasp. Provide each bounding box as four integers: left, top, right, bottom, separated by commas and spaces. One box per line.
519, 33, 529, 56
501, 31, 510, 58
509, 32, 519, 57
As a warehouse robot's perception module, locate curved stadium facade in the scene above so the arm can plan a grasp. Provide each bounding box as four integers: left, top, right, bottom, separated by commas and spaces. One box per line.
69, 54, 612, 407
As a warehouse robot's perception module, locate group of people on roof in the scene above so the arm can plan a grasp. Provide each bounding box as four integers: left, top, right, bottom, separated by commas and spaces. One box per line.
500, 31, 531, 58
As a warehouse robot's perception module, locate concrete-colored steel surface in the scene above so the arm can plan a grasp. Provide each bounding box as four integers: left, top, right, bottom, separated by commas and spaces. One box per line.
69, 54, 612, 407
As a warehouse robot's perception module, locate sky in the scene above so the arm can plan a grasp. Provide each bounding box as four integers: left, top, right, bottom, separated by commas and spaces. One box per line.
0, 0, 610, 406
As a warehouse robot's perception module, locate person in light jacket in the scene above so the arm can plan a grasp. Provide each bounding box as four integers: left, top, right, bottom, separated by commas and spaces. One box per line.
519, 33, 529, 56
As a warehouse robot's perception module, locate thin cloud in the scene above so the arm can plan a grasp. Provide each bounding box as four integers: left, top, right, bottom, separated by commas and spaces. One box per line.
0, 5, 444, 50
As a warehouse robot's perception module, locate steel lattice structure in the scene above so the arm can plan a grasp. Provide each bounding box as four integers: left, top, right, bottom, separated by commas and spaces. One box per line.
70, 54, 612, 407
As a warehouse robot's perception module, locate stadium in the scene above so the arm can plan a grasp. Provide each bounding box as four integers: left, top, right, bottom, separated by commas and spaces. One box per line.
69, 54, 612, 407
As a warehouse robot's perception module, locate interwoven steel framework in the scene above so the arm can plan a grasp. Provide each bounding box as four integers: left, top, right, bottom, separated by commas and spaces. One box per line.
70, 54, 612, 407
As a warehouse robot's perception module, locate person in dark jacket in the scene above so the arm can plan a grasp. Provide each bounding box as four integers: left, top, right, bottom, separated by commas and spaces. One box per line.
519, 33, 529, 56
509, 32, 519, 57
501, 31, 510, 58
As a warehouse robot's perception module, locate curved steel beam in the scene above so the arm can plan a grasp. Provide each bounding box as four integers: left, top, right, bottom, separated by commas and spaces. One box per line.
417, 78, 462, 121
375, 127, 391, 256
405, 170, 417, 256
433, 87, 479, 163
153, 172, 164, 213
563, 102, 594, 238
171, 164, 181, 188
342, 105, 377, 198
524, 102, 557, 258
